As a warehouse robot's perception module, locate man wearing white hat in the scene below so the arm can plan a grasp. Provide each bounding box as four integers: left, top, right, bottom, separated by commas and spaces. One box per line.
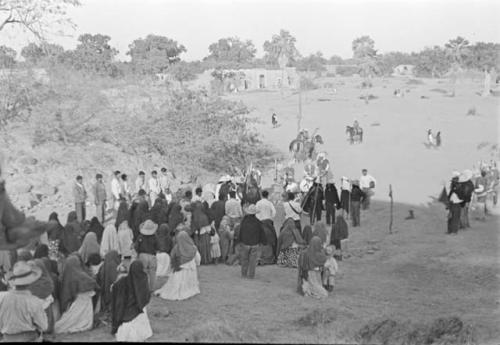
136, 220, 159, 291
458, 170, 474, 228
0, 261, 47, 342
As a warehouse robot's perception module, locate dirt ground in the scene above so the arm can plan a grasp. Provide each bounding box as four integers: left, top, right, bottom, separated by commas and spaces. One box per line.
56, 76, 500, 343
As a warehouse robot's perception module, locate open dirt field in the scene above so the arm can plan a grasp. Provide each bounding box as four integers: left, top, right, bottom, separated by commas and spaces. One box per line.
56, 77, 499, 343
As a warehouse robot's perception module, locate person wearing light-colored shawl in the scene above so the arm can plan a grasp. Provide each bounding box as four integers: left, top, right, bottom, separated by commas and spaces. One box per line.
154, 231, 200, 301
78, 232, 100, 265
100, 224, 119, 258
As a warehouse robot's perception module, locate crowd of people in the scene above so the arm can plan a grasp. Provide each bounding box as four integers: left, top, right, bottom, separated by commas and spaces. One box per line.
443, 161, 498, 234
0, 164, 380, 342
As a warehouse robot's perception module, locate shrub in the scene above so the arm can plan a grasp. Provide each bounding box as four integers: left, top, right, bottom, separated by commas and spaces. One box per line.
336, 65, 360, 76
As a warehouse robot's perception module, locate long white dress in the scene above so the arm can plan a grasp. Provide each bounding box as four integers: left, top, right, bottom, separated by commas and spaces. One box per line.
54, 291, 95, 334
154, 252, 201, 301
116, 308, 153, 342
156, 252, 171, 277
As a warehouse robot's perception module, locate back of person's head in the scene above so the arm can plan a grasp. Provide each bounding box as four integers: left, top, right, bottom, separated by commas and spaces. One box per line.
139, 171, 145, 176
287, 192, 295, 201
262, 190, 269, 198
114, 170, 121, 177
185, 190, 193, 199
96, 173, 103, 180
195, 187, 202, 195
121, 173, 128, 181
138, 189, 146, 196
76, 175, 83, 181
161, 167, 167, 173
152, 170, 157, 176
229, 191, 236, 198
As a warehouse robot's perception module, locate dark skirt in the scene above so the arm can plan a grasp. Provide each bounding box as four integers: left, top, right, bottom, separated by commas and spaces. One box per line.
277, 247, 301, 268
194, 233, 212, 265
447, 203, 461, 234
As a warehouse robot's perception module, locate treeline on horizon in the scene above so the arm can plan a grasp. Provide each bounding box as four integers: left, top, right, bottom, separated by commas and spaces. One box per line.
1, 29, 499, 80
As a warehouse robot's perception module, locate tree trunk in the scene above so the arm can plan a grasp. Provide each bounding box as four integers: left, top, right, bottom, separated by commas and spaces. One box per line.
482, 69, 491, 97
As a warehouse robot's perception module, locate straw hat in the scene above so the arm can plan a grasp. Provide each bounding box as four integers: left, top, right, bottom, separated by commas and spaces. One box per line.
139, 219, 158, 236
218, 175, 232, 183
8, 261, 42, 286
451, 171, 460, 179
246, 204, 257, 215
459, 169, 473, 183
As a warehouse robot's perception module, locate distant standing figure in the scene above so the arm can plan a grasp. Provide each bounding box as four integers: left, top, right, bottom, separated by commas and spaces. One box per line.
350, 180, 365, 227
111, 170, 122, 214
148, 171, 161, 208
93, 174, 107, 224
73, 175, 87, 223
120, 174, 131, 203
427, 129, 435, 147
435, 131, 441, 147
272, 113, 278, 128
360, 169, 376, 210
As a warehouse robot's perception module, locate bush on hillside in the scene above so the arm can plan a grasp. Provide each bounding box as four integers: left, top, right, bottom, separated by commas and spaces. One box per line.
336, 65, 359, 77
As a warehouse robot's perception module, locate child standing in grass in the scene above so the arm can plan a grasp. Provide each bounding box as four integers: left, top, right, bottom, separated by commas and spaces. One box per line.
322, 246, 338, 292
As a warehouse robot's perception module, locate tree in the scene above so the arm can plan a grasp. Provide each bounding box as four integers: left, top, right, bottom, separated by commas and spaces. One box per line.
328, 55, 344, 65
352, 35, 378, 100
263, 29, 301, 68
444, 37, 470, 96
0, 46, 16, 68
413, 46, 450, 78
21, 42, 65, 66
296, 51, 327, 74
206, 37, 256, 66
352, 35, 377, 60
0, 0, 80, 40
168, 61, 196, 87
127, 35, 186, 75
465, 42, 500, 96
263, 29, 301, 97
71, 33, 119, 76
376, 51, 415, 76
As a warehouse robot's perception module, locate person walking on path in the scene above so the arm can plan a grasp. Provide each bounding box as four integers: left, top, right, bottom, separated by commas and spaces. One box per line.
359, 169, 376, 210
238, 205, 267, 279
73, 176, 87, 223
92, 174, 107, 224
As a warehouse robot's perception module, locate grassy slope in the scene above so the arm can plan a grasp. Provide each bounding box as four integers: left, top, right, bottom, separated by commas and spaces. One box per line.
56, 200, 499, 343
38, 76, 500, 343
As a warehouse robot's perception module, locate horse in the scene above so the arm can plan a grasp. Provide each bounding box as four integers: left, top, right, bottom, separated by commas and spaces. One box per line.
346, 126, 363, 144
289, 129, 324, 162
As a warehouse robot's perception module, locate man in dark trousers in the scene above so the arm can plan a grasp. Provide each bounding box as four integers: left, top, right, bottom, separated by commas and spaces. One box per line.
238, 204, 267, 279
73, 175, 87, 223
458, 170, 474, 229
272, 113, 278, 128
92, 173, 107, 224
324, 180, 340, 225
350, 180, 365, 227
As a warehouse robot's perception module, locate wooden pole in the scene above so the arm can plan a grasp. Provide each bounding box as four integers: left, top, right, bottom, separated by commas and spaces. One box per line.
389, 184, 394, 233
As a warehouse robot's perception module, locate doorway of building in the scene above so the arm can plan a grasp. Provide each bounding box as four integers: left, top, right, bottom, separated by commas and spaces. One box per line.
259, 74, 265, 89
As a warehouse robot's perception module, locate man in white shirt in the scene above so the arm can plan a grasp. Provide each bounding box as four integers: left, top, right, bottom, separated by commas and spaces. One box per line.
159, 167, 170, 194
256, 190, 276, 222
360, 169, 376, 210
225, 191, 243, 231
135, 171, 148, 194
283, 191, 302, 232
148, 170, 161, 205
110, 170, 121, 213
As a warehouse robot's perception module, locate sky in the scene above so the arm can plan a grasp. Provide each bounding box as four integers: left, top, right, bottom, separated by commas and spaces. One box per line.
2, 0, 500, 61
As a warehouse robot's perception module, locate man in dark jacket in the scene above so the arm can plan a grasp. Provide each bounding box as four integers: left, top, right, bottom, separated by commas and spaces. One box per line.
301, 181, 324, 225
324, 182, 340, 225
238, 204, 267, 279
350, 180, 365, 227
210, 194, 226, 230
